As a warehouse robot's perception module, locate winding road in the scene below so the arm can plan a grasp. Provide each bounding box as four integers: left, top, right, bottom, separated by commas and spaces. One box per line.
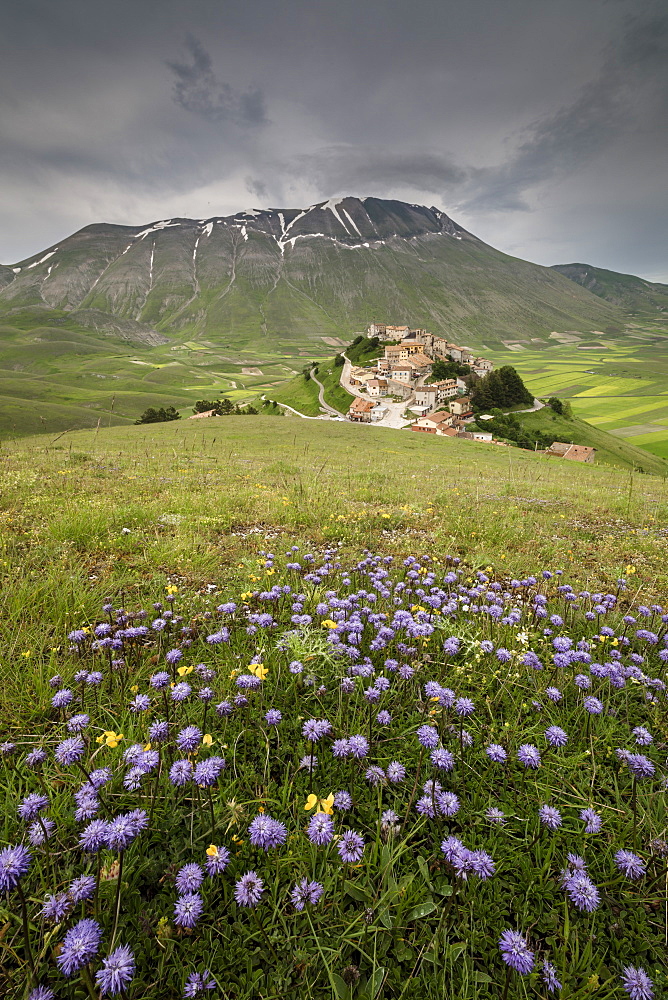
309, 367, 341, 417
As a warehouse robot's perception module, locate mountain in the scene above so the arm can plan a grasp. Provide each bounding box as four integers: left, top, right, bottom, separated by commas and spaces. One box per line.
551, 263, 668, 316
2, 197, 624, 353
0, 197, 643, 437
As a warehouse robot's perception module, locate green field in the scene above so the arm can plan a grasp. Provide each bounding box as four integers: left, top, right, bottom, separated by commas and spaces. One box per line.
486, 330, 668, 458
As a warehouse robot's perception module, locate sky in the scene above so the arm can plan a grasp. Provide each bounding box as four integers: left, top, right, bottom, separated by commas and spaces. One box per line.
1, 0, 666, 280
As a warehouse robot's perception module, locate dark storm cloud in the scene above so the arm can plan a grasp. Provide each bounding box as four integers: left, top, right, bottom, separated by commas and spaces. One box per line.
167, 35, 268, 127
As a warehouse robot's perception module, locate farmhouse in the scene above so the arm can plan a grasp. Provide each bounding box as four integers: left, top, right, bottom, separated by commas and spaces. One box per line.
347, 397, 387, 423
448, 396, 473, 417
545, 442, 597, 463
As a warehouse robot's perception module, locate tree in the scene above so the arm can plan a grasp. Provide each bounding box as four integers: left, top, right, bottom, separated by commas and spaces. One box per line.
135, 406, 181, 425
547, 397, 564, 415
470, 366, 532, 411
192, 399, 217, 414
334, 354, 345, 367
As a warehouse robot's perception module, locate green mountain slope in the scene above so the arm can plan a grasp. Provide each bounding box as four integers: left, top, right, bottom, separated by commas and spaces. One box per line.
551, 263, 668, 316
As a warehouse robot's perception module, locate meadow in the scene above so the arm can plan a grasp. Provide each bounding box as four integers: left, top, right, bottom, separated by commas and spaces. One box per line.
487, 331, 668, 460
1, 418, 668, 998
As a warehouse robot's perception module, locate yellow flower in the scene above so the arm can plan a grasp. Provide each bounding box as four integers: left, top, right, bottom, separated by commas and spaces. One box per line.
130, 684, 139, 694
22, 650, 31, 658
318, 793, 335, 815
248, 664, 268, 680
304, 794, 318, 811
177, 665, 194, 677
143, 742, 152, 751
96, 730, 124, 748
322, 620, 338, 629
202, 734, 213, 747
206, 844, 219, 857
231, 834, 243, 844
265, 568, 275, 576
166, 584, 178, 595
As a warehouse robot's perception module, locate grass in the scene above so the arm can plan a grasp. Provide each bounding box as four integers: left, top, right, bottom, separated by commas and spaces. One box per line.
1, 419, 668, 996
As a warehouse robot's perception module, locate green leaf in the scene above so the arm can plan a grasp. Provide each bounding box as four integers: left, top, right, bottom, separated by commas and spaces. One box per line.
344, 880, 371, 903
416, 856, 432, 888
370, 966, 387, 998
378, 906, 393, 929
406, 900, 437, 921
474, 972, 494, 984
331, 974, 352, 1000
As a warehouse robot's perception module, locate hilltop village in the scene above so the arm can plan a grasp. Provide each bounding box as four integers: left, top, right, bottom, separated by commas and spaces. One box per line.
342, 323, 596, 461
345, 324, 496, 440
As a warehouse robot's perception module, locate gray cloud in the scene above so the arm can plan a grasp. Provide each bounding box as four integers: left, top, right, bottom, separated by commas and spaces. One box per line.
167, 35, 268, 127
462, 10, 668, 212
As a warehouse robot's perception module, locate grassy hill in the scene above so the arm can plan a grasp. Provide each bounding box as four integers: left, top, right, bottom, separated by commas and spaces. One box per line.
514, 406, 668, 476
552, 263, 668, 316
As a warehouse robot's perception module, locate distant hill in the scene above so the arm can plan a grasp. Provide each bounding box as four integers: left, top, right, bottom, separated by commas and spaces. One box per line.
551, 263, 668, 316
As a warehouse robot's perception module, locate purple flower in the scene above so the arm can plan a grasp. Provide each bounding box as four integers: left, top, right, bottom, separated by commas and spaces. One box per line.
621, 966, 654, 1000
583, 696, 603, 715
614, 850, 646, 880
79, 819, 109, 853
205, 845, 230, 876
171, 682, 191, 702
486, 807, 506, 825
332, 739, 350, 758
67, 714, 90, 733
69, 875, 96, 903
454, 697, 475, 717
183, 971, 217, 997
18, 793, 50, 821
55, 736, 86, 765
333, 791, 352, 810
416, 725, 439, 749
193, 757, 226, 787
95, 944, 135, 996
517, 744, 541, 769
51, 688, 73, 709
632, 727, 653, 746
174, 893, 203, 928
150, 671, 171, 689
25, 747, 47, 768
28, 988, 55, 1000
148, 721, 169, 743
386, 761, 405, 783
338, 830, 365, 863
42, 892, 73, 922
105, 810, 147, 851
215, 700, 233, 717
544, 726, 568, 747
580, 808, 602, 833
365, 766, 386, 786
486, 744, 507, 763
348, 735, 369, 759
437, 791, 460, 817
430, 747, 455, 771
234, 871, 264, 907
290, 878, 324, 910
564, 871, 600, 912
539, 805, 562, 830
542, 960, 562, 994
248, 814, 287, 851
169, 759, 193, 787
129, 694, 151, 713
265, 709, 282, 726
545, 687, 562, 702
626, 754, 655, 779
498, 930, 534, 974
175, 863, 205, 894
29, 818, 55, 846
176, 726, 202, 753
308, 813, 334, 846
56, 918, 103, 976
0, 844, 31, 891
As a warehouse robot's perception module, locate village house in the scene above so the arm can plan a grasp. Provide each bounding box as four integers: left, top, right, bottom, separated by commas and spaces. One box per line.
388, 364, 414, 383
449, 396, 473, 417
545, 442, 596, 463
457, 430, 493, 442
384, 377, 412, 399
412, 411, 454, 434
366, 378, 388, 397
367, 323, 386, 336
348, 397, 387, 423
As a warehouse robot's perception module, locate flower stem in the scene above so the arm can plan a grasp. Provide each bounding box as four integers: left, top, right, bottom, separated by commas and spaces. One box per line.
16, 882, 36, 984
110, 850, 125, 951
